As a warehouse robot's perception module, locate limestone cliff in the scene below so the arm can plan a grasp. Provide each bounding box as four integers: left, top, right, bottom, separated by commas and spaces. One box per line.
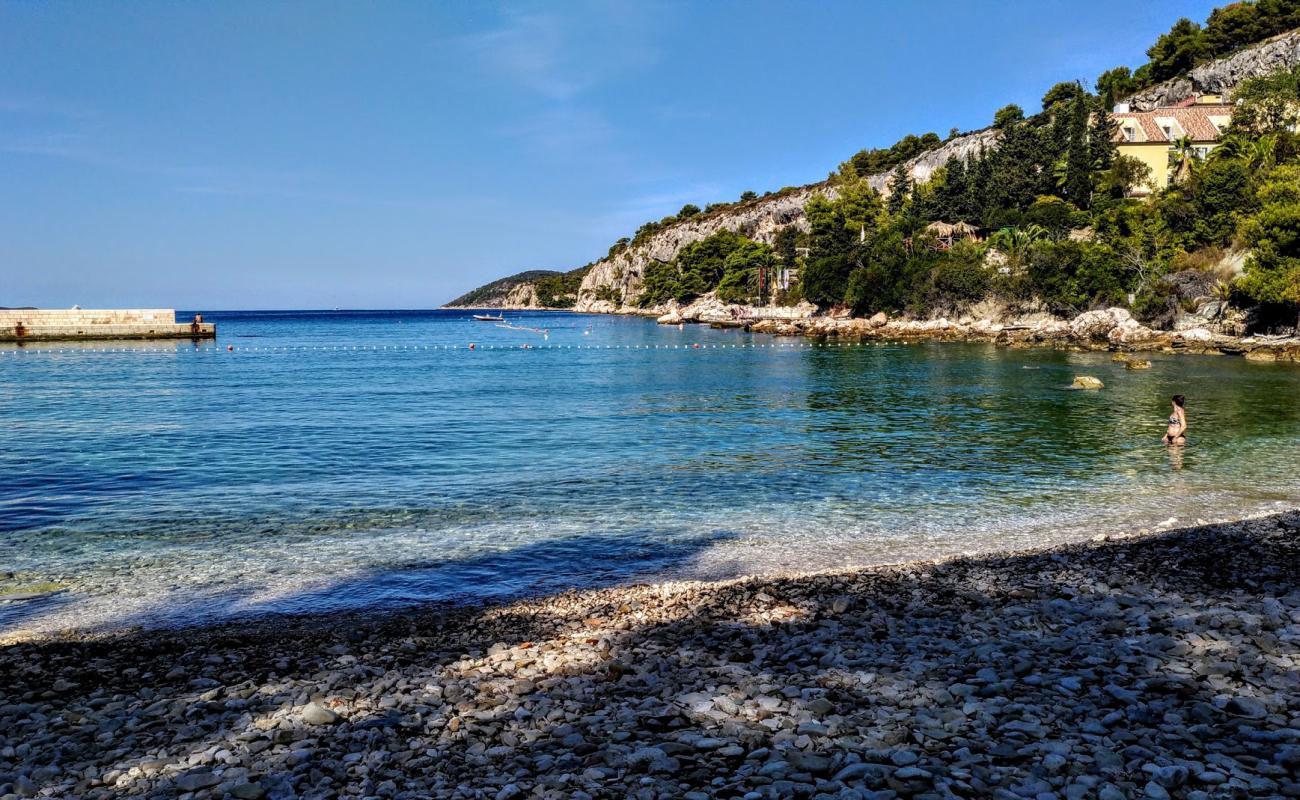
1125, 28, 1300, 110
571, 126, 1003, 312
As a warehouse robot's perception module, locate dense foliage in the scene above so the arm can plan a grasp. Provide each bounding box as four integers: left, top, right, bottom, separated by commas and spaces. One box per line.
533, 266, 590, 308
637, 230, 777, 307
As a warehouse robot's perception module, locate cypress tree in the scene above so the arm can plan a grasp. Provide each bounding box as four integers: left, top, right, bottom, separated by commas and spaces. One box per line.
1065, 93, 1093, 209
963, 150, 992, 225
1089, 100, 1118, 174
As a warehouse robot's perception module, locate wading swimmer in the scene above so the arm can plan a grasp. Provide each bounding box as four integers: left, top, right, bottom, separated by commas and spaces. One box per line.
1164, 394, 1187, 445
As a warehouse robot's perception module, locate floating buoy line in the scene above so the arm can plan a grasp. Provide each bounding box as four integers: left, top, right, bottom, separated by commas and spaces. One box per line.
0, 341, 895, 357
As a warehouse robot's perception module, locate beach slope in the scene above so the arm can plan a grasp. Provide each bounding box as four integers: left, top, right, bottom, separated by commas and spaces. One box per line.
3, 512, 1298, 798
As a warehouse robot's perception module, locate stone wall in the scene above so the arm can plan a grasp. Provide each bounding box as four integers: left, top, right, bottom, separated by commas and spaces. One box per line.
0, 309, 177, 326
0, 309, 215, 341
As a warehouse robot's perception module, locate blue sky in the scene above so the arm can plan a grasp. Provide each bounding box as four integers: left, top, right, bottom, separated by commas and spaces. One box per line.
1, 1, 1220, 309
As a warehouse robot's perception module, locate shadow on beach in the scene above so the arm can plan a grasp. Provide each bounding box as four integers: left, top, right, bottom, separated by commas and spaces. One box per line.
2, 512, 1298, 799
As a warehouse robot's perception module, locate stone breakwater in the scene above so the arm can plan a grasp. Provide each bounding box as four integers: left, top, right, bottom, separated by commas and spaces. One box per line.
3, 512, 1299, 800
0, 309, 215, 342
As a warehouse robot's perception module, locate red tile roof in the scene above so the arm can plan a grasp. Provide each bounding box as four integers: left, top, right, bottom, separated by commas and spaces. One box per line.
1111, 103, 1233, 143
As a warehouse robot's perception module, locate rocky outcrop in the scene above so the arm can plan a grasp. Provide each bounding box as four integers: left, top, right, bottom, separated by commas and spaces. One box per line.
1125, 28, 1300, 110
574, 186, 828, 311
652, 294, 818, 326
866, 128, 1001, 195
504, 282, 539, 308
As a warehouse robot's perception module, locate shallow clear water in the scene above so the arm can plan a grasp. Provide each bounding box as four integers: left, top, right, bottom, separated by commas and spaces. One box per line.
2, 309, 1299, 637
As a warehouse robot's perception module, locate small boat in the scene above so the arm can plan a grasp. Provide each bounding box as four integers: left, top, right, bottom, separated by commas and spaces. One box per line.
472, 313, 505, 322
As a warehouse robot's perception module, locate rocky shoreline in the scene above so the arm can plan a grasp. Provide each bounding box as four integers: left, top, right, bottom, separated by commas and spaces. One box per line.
445, 298, 1300, 363
651, 297, 1300, 364
3, 512, 1299, 799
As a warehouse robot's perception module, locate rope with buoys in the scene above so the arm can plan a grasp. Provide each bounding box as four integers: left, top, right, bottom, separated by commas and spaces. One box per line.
0, 340, 896, 357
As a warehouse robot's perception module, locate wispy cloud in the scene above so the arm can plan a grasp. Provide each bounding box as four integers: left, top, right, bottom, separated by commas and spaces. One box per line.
0, 101, 364, 206
455, 4, 663, 102
451, 3, 665, 162
458, 10, 591, 102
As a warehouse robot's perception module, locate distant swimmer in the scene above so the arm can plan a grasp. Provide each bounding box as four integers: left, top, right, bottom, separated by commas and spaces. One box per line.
1163, 394, 1187, 445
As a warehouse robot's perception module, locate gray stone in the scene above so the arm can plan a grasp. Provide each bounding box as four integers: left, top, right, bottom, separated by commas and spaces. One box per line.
175, 770, 220, 792
302, 701, 339, 725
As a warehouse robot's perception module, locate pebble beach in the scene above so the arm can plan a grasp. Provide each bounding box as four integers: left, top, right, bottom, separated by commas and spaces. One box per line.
3, 512, 1298, 800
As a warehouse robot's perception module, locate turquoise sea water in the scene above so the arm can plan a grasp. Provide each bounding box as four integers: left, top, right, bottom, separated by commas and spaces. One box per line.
3, 309, 1299, 637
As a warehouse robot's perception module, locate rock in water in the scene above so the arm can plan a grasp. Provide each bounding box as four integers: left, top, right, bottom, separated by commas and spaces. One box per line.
1071, 376, 1104, 389
1126, 359, 1152, 369
302, 702, 339, 725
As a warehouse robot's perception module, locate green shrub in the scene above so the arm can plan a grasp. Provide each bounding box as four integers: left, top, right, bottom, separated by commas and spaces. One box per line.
801, 254, 854, 307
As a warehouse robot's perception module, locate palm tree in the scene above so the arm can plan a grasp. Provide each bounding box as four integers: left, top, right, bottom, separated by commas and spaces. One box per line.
989, 224, 1047, 271
1209, 133, 1277, 173
1169, 136, 1197, 184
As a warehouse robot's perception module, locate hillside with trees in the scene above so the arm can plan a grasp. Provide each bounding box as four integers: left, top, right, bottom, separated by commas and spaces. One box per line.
444, 267, 592, 309
453, 2, 1300, 330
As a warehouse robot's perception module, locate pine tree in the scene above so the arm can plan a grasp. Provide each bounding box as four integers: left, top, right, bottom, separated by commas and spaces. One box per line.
987, 121, 1043, 213
935, 157, 967, 222
887, 165, 911, 215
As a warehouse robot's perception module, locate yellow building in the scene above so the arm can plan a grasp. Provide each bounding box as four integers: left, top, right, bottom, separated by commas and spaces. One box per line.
1110, 94, 1233, 195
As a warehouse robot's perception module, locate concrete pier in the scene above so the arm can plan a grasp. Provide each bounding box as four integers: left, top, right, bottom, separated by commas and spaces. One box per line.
0, 309, 215, 342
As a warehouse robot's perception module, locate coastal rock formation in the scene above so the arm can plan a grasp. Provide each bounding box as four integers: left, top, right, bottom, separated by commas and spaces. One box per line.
3, 513, 1299, 799
504, 281, 539, 308
731, 305, 1300, 363
653, 294, 819, 326
1126, 28, 1300, 110
574, 186, 826, 311
1070, 307, 1135, 341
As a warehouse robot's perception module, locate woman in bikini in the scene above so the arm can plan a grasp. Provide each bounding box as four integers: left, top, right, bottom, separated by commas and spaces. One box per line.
1164, 394, 1187, 445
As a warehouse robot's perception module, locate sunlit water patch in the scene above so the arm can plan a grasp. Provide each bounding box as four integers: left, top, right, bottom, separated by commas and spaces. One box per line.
2, 309, 1298, 638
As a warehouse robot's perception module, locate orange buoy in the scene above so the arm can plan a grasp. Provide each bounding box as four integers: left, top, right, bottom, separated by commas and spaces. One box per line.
692, 343, 700, 349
